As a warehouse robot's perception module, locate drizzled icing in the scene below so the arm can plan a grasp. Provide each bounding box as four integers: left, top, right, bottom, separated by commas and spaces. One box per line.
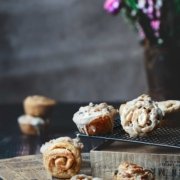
120, 94, 164, 137
114, 162, 154, 179
18, 115, 45, 126
73, 102, 117, 134
40, 137, 83, 154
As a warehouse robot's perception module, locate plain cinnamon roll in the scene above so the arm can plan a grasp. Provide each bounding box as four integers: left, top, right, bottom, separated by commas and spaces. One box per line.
40, 137, 83, 179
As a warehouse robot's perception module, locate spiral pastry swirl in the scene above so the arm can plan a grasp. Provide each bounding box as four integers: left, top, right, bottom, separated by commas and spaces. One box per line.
113, 162, 154, 180
120, 94, 163, 137
40, 137, 83, 179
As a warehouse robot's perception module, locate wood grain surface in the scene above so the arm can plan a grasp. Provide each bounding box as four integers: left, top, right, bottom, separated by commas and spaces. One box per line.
91, 141, 180, 180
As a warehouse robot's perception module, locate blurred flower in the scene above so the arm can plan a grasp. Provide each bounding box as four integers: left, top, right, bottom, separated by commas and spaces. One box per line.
104, 0, 121, 15
137, 0, 146, 9
104, 0, 180, 46
151, 20, 160, 31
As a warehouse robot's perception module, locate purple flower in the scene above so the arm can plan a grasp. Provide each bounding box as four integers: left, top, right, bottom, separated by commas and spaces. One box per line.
151, 20, 160, 31
104, 0, 121, 15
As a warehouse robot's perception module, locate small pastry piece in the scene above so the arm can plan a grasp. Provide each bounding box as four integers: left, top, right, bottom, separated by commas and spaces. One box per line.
73, 102, 118, 136
119, 94, 164, 137
18, 115, 47, 135
157, 100, 180, 114
113, 162, 155, 180
40, 137, 83, 179
23, 95, 56, 118
71, 174, 102, 180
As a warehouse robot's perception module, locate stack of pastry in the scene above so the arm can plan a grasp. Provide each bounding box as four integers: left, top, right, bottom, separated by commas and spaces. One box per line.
18, 95, 56, 135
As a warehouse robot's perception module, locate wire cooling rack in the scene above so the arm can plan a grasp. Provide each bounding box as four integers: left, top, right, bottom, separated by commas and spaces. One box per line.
77, 118, 180, 149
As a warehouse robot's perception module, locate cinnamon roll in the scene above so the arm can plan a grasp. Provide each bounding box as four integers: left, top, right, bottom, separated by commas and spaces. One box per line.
113, 162, 154, 180
119, 94, 163, 137
73, 102, 118, 136
120, 94, 180, 137
40, 137, 83, 179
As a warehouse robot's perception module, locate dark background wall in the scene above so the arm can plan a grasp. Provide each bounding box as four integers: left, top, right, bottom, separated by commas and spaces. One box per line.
0, 0, 147, 104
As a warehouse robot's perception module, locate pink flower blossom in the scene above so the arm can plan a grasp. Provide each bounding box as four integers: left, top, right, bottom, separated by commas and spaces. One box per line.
104, 0, 121, 15
151, 20, 160, 31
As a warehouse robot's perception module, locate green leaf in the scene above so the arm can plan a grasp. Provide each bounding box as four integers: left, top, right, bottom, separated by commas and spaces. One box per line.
175, 0, 180, 13
126, 0, 138, 10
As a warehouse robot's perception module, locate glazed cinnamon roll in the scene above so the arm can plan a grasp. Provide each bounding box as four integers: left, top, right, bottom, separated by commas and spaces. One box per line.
120, 94, 180, 137
119, 94, 164, 137
73, 102, 118, 135
40, 137, 83, 179
113, 162, 154, 180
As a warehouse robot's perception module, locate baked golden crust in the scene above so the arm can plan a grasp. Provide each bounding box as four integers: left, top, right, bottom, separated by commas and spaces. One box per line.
113, 162, 155, 180
19, 123, 39, 135
41, 137, 83, 179
85, 115, 113, 136
73, 102, 118, 136
23, 95, 56, 118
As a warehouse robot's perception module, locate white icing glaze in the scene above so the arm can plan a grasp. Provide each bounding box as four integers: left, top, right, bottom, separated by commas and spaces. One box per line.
18, 115, 45, 126
115, 162, 154, 179
40, 137, 83, 154
72, 102, 117, 134
120, 94, 164, 137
